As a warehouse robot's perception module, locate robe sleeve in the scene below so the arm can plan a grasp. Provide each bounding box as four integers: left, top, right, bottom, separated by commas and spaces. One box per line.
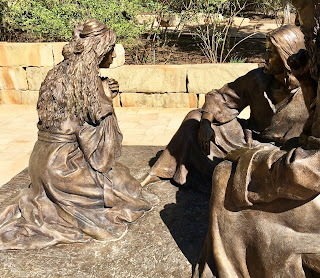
202, 72, 253, 123
231, 145, 320, 206
76, 114, 123, 173
75, 78, 123, 173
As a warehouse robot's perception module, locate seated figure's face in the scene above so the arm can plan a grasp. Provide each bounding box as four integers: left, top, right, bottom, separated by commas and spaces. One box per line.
99, 46, 116, 68
264, 38, 285, 75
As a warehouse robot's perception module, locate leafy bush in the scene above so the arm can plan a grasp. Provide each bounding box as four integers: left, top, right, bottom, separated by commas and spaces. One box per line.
230, 56, 246, 63
181, 0, 253, 63
0, 0, 148, 44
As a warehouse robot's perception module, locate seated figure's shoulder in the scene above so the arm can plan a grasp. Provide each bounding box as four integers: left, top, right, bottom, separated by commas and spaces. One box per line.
205, 68, 270, 97
243, 67, 268, 81
238, 67, 274, 89
221, 67, 266, 92
251, 67, 274, 81
221, 67, 265, 88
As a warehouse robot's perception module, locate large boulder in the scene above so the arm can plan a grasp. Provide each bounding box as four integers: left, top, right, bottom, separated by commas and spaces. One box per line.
0, 43, 54, 67
26, 67, 52, 91
120, 92, 197, 108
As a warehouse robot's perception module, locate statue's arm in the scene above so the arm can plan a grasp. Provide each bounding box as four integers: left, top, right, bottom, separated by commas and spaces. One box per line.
75, 78, 122, 173
201, 72, 251, 124
231, 146, 320, 206
198, 73, 251, 155
75, 117, 122, 173
101, 77, 119, 102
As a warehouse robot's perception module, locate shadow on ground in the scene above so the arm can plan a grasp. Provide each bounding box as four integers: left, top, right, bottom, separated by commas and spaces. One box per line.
0, 146, 210, 278
160, 188, 210, 271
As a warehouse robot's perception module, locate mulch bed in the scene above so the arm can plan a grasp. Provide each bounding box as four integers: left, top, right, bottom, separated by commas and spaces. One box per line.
125, 35, 266, 65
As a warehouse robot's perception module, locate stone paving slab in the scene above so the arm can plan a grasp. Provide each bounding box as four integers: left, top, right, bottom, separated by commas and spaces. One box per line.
0, 105, 194, 186
0, 105, 250, 186
0, 146, 210, 278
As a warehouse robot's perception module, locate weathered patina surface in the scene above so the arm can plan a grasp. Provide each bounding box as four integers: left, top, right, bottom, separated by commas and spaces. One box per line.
0, 146, 210, 277
143, 25, 310, 193
194, 2, 320, 277
0, 19, 152, 250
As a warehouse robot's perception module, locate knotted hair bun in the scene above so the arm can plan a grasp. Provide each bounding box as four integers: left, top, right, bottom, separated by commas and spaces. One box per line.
62, 42, 74, 59
80, 19, 108, 38
62, 18, 116, 60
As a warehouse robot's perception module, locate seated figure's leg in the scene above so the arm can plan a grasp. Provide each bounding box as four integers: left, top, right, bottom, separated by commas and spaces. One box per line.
143, 110, 249, 193
142, 109, 206, 186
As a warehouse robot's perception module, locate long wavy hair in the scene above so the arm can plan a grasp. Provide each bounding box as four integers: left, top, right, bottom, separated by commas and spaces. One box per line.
37, 19, 116, 130
292, 0, 320, 140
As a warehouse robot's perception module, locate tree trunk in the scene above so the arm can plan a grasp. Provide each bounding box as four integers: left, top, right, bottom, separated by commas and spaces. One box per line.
283, 2, 291, 24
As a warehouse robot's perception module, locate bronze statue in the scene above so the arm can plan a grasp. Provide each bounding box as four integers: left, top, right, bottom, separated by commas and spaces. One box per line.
142, 25, 311, 193
193, 2, 320, 277
0, 19, 152, 250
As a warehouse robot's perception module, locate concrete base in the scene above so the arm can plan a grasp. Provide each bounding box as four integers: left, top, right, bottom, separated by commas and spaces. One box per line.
0, 146, 210, 278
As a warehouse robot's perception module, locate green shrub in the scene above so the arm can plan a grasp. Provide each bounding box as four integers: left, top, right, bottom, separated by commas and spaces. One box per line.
0, 0, 147, 44
230, 56, 246, 63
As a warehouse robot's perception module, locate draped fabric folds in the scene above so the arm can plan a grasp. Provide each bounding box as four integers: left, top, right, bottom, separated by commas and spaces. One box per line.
194, 145, 320, 277
0, 110, 152, 250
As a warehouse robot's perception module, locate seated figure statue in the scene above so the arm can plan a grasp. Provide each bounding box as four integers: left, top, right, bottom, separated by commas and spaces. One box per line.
0, 19, 152, 250
142, 25, 312, 193
193, 1, 320, 277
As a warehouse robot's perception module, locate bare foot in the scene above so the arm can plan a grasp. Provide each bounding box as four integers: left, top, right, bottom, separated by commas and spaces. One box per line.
141, 174, 161, 187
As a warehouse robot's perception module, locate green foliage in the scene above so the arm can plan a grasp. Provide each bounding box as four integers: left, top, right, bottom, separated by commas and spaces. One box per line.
0, 0, 147, 44
242, 0, 289, 16
183, 0, 248, 63
229, 56, 246, 63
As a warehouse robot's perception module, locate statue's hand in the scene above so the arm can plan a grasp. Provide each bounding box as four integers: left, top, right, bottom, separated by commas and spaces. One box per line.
287, 49, 311, 82
101, 78, 113, 101
107, 78, 119, 97
198, 119, 214, 156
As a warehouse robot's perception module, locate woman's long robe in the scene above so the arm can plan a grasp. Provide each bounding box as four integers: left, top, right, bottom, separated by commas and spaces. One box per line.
0, 83, 152, 250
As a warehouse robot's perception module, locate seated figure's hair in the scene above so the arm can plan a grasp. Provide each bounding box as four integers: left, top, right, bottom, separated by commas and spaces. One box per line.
292, 0, 320, 79
37, 19, 116, 130
267, 25, 305, 71
292, 0, 317, 9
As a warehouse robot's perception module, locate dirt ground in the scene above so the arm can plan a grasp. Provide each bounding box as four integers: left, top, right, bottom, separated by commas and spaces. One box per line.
125, 13, 297, 66
125, 35, 266, 65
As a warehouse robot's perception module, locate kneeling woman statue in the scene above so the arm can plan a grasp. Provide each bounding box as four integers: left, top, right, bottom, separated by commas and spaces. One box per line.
0, 19, 152, 250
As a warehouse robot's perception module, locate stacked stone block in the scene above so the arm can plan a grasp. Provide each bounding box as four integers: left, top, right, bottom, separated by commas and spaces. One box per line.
0, 42, 258, 108
0, 42, 67, 105
101, 63, 258, 108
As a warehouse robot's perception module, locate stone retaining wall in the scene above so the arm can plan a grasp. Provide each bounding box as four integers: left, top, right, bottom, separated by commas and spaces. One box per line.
0, 42, 258, 108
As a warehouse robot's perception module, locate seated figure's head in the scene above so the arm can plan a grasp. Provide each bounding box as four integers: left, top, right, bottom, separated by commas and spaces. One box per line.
264, 25, 305, 77
38, 19, 116, 130
62, 18, 116, 66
